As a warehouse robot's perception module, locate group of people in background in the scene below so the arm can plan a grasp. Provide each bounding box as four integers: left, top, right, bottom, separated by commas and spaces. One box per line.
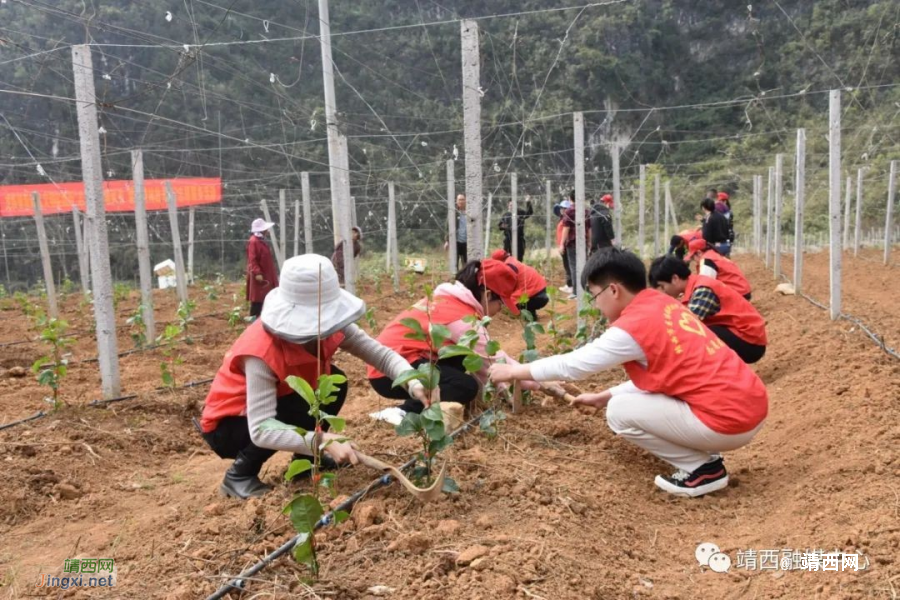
201, 183, 763, 503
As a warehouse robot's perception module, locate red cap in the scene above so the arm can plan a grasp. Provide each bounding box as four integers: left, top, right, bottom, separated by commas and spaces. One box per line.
717, 192, 729, 201
601, 194, 614, 207
478, 259, 521, 315
688, 238, 708, 254
491, 249, 509, 261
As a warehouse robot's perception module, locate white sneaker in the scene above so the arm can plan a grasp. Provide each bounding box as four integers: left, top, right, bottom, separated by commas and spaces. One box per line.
567, 293, 577, 300
560, 285, 573, 294
368, 407, 407, 426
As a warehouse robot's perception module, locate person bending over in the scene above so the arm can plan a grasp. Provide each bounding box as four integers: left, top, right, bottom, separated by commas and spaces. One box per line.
649, 255, 766, 364
489, 248, 768, 498
200, 255, 430, 500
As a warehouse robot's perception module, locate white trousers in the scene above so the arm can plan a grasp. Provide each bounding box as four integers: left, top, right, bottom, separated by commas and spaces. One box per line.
606, 391, 764, 473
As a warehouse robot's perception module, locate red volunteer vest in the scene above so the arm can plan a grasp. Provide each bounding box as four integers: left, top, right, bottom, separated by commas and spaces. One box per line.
200, 320, 344, 433
614, 289, 768, 434
682, 275, 767, 346
505, 257, 547, 299
679, 229, 703, 244
699, 250, 752, 297
367, 294, 476, 379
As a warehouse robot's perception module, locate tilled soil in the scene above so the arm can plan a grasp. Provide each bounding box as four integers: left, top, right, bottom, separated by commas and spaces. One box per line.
1, 251, 898, 600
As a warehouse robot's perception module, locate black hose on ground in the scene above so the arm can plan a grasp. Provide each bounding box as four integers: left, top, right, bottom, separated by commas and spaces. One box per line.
204, 411, 481, 600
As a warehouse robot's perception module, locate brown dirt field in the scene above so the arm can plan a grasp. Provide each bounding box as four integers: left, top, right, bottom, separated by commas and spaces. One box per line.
1, 255, 898, 600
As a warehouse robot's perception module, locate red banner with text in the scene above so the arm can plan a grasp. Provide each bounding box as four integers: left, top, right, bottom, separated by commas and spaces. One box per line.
0, 178, 222, 217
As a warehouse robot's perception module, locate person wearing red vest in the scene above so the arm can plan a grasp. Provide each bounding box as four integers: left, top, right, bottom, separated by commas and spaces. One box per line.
368, 258, 526, 424
668, 228, 703, 260
686, 238, 752, 300
491, 249, 549, 316
489, 248, 768, 498
649, 256, 766, 364
246, 218, 280, 319
202, 254, 431, 500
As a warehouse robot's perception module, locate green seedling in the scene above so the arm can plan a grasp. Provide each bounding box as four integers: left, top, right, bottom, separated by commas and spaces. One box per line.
260, 372, 351, 578
31, 317, 73, 411
544, 286, 574, 354
60, 277, 76, 295
126, 304, 148, 348
395, 402, 458, 492
362, 306, 378, 333
203, 284, 218, 301
113, 282, 131, 310
156, 323, 183, 388
575, 291, 607, 347
390, 286, 444, 405
437, 314, 507, 437
176, 299, 196, 343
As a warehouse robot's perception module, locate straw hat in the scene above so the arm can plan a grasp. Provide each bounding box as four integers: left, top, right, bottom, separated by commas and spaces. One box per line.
261, 254, 365, 340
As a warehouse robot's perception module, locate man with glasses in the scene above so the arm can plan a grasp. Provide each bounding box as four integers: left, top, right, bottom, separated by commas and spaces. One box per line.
489, 248, 768, 498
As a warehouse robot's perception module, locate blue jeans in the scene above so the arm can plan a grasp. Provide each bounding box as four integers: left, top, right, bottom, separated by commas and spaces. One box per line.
714, 242, 732, 257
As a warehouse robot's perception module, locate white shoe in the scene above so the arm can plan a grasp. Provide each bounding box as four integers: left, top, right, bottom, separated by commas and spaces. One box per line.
368, 407, 407, 426
560, 285, 573, 294
567, 294, 577, 300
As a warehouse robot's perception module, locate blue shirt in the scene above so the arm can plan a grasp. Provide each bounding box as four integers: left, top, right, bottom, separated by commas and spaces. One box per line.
457, 212, 467, 243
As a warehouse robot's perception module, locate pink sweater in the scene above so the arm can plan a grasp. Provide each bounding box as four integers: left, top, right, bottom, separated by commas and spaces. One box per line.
433, 282, 519, 384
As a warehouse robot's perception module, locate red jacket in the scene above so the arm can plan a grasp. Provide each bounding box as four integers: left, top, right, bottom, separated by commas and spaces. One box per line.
504, 256, 547, 299
682, 275, 767, 346
614, 289, 768, 435
201, 320, 344, 433
246, 235, 279, 303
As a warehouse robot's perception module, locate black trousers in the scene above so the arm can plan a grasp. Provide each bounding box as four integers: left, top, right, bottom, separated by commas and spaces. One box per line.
456, 241, 468, 270
249, 302, 264, 317
562, 245, 573, 287
369, 355, 479, 414
519, 289, 549, 316
708, 326, 766, 364
202, 365, 348, 465
503, 234, 526, 262
565, 244, 579, 292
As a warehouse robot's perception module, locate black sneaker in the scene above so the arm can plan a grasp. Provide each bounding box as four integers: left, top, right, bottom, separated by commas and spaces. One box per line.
654, 457, 728, 497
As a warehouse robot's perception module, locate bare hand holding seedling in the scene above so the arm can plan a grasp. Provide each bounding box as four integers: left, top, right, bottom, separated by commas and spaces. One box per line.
572, 390, 612, 409
409, 380, 436, 407
321, 434, 359, 465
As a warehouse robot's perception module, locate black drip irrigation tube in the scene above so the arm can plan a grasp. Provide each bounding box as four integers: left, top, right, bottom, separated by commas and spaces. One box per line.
790, 285, 900, 360
0, 377, 216, 432
204, 412, 483, 600
0, 410, 47, 432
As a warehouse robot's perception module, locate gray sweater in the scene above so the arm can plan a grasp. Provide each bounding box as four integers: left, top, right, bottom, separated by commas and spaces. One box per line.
245, 323, 412, 454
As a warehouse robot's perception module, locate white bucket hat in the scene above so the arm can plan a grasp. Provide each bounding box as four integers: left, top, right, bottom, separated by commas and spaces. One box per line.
251, 218, 275, 233
261, 254, 365, 340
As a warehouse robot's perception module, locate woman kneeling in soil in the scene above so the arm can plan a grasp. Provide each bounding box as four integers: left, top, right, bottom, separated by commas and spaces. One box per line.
368, 258, 526, 424
489, 248, 768, 498
200, 254, 431, 500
